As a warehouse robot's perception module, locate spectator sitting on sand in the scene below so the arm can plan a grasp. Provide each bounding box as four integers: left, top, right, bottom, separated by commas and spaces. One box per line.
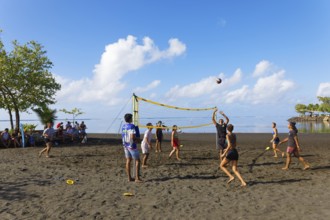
220, 124, 247, 187
1, 128, 12, 148
278, 122, 310, 170
11, 128, 21, 148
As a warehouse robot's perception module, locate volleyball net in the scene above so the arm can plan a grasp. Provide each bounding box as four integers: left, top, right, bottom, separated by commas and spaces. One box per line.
132, 94, 216, 131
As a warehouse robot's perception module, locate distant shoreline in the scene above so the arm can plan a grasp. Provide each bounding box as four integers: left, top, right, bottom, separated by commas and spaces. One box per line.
288, 115, 329, 122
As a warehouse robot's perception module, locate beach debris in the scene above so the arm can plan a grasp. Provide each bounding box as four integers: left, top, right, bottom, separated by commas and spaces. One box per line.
66, 179, 75, 185
123, 192, 134, 196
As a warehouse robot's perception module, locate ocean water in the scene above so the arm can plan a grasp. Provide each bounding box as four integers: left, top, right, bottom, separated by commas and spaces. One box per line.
2, 115, 329, 134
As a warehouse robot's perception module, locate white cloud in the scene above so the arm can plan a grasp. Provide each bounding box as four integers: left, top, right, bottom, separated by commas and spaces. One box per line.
224, 85, 249, 104
165, 69, 242, 101
317, 82, 330, 96
252, 60, 271, 77
251, 70, 295, 104
56, 35, 186, 105
134, 80, 161, 93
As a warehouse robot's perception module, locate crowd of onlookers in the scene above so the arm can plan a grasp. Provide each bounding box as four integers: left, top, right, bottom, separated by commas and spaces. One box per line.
0, 121, 87, 148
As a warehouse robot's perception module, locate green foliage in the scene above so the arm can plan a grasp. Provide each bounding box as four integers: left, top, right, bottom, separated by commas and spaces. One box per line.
59, 108, 84, 123
23, 123, 38, 132
295, 104, 307, 115
317, 96, 330, 114
0, 31, 61, 129
295, 96, 330, 116
33, 105, 57, 126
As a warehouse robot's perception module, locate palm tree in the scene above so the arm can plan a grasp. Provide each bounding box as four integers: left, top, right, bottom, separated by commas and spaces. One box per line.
33, 105, 57, 126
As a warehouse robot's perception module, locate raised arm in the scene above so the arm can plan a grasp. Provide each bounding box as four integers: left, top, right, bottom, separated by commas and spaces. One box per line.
212, 108, 218, 125
220, 111, 229, 124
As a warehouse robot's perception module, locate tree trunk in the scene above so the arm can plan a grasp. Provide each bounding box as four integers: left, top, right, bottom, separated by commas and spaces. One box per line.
15, 107, 20, 129
8, 108, 14, 130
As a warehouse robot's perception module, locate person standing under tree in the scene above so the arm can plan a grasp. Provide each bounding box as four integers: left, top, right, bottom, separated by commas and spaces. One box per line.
212, 108, 229, 161
121, 113, 142, 182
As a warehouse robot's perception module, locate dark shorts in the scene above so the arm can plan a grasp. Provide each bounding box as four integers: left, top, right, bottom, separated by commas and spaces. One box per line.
273, 137, 280, 145
216, 137, 227, 151
44, 138, 53, 144
156, 134, 163, 142
226, 149, 239, 161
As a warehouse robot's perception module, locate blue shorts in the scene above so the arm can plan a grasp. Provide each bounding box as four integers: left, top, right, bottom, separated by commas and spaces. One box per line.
124, 147, 140, 160
273, 137, 280, 145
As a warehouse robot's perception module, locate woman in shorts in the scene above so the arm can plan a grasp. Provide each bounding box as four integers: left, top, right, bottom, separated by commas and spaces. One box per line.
278, 122, 310, 170
220, 124, 247, 187
270, 122, 284, 158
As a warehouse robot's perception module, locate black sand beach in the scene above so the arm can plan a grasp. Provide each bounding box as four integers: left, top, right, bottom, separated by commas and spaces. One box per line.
0, 133, 329, 219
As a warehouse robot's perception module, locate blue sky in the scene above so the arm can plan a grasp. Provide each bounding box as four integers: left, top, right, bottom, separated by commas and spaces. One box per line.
1, 0, 330, 132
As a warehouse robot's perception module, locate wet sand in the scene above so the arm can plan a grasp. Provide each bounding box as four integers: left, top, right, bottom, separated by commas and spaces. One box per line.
0, 133, 329, 219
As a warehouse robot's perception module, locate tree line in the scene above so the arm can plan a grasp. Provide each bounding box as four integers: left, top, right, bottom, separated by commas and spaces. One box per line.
0, 30, 61, 130
295, 96, 330, 116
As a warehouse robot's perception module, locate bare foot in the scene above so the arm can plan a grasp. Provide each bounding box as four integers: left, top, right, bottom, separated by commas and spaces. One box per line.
227, 177, 235, 184
303, 165, 310, 170
282, 167, 289, 170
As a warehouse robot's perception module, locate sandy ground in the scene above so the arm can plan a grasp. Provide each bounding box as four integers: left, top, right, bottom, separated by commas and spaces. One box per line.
0, 132, 329, 220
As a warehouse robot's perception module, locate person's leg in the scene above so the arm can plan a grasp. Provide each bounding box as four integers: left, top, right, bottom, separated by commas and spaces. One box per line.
45, 142, 52, 157
272, 142, 278, 157
142, 153, 149, 167
175, 148, 181, 161
282, 152, 291, 170
155, 140, 159, 152
169, 148, 175, 158
135, 159, 142, 182
159, 140, 162, 152
126, 158, 133, 181
232, 160, 247, 187
294, 151, 310, 170
220, 158, 234, 183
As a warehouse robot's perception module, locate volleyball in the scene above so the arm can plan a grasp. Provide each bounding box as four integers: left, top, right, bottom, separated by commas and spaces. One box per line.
216, 78, 222, 84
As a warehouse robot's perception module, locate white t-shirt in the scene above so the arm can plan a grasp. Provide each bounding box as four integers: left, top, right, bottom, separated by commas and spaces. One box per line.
141, 129, 152, 154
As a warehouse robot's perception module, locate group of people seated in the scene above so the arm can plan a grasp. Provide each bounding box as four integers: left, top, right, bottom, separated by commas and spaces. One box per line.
54, 121, 87, 143
1, 127, 36, 148
0, 120, 88, 148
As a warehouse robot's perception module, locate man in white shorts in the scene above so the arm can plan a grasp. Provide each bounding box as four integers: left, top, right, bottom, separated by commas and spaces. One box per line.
141, 123, 153, 168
